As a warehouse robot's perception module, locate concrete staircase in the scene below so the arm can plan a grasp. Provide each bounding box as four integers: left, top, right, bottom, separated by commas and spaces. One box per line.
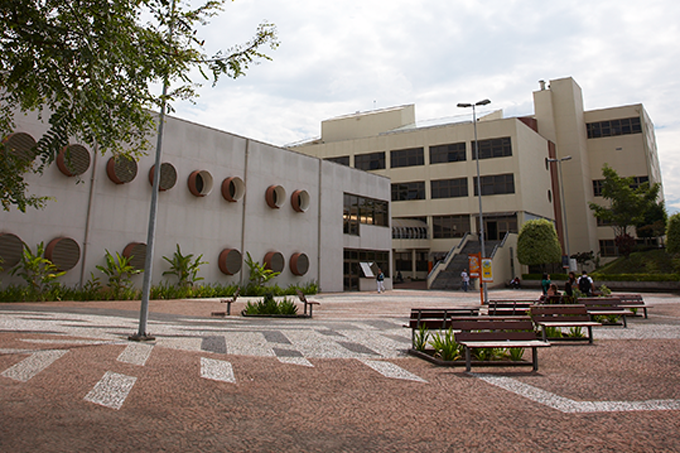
429, 239, 501, 290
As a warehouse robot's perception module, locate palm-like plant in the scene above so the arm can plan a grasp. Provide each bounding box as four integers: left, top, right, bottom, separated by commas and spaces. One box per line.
10, 242, 65, 299
162, 244, 207, 287
96, 249, 141, 299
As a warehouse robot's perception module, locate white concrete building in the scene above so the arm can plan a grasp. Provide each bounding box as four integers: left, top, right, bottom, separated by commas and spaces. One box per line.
0, 112, 392, 293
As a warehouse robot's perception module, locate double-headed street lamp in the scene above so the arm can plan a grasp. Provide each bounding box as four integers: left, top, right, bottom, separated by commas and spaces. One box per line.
457, 99, 490, 304
546, 155, 573, 270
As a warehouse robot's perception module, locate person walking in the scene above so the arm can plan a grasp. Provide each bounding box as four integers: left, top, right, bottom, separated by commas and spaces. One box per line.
577, 270, 594, 296
461, 269, 470, 292
376, 268, 385, 294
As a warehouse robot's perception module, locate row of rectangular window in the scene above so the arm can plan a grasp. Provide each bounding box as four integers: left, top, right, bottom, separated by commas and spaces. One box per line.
335, 137, 513, 171
343, 194, 389, 236
592, 175, 649, 197
391, 174, 515, 201
586, 117, 642, 139
392, 214, 518, 240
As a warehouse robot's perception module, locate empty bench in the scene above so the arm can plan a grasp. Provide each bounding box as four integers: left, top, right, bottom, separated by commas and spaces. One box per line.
296, 290, 320, 317
487, 300, 535, 316
612, 293, 648, 319
451, 317, 550, 372
211, 288, 240, 317
580, 297, 631, 328
407, 308, 479, 347
530, 304, 602, 344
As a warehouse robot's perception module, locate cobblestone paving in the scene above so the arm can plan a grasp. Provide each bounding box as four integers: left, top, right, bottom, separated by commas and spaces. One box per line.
1, 289, 680, 452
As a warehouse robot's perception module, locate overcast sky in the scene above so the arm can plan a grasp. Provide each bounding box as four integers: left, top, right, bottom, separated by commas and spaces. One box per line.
171, 0, 680, 213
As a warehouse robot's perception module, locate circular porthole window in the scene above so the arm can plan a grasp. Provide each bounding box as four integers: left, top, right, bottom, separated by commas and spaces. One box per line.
289, 252, 309, 276
263, 251, 285, 273
57, 144, 91, 177
291, 189, 310, 213
149, 162, 177, 191
107, 155, 138, 184
188, 170, 214, 197
265, 185, 286, 209
122, 242, 147, 271
0, 233, 24, 270
221, 177, 245, 202
45, 237, 81, 271
2, 132, 37, 164
218, 248, 242, 275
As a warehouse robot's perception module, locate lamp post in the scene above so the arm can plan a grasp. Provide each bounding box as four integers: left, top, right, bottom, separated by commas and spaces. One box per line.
546, 155, 573, 270
457, 99, 490, 304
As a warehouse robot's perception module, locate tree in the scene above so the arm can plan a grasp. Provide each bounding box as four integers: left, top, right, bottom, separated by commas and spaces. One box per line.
517, 219, 562, 269
588, 164, 661, 257
636, 200, 667, 243
1, 0, 278, 211
667, 213, 680, 255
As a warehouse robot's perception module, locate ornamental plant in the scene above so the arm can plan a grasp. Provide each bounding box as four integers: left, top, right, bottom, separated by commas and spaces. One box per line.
162, 244, 208, 287
96, 249, 141, 299
9, 242, 65, 300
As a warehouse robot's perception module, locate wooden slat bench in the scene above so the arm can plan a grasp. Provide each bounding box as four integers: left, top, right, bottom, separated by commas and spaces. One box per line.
530, 305, 602, 344
211, 288, 240, 317
487, 300, 535, 316
451, 317, 550, 371
407, 308, 480, 347
612, 293, 648, 318
580, 297, 631, 328
296, 290, 320, 317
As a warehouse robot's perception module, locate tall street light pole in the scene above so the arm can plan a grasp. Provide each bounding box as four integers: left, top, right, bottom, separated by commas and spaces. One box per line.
547, 155, 573, 270
457, 99, 490, 304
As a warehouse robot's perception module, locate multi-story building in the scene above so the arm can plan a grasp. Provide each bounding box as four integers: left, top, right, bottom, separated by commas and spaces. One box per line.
0, 111, 392, 293
291, 77, 663, 289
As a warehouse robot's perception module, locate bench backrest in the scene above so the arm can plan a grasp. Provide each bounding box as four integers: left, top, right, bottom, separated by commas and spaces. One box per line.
409, 308, 479, 329
611, 294, 644, 305
530, 304, 591, 322
580, 297, 622, 308
487, 301, 533, 316
452, 318, 537, 342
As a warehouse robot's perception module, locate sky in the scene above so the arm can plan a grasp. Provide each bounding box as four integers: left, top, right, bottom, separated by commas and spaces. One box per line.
170, 0, 680, 214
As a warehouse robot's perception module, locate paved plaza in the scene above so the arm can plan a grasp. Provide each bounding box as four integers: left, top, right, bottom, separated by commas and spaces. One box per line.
1, 289, 680, 452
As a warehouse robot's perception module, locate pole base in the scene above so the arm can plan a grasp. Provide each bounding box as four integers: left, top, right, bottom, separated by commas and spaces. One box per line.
128, 333, 156, 342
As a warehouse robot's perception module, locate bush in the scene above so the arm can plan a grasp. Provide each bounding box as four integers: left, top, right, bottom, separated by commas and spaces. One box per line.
667, 213, 680, 255
517, 219, 562, 268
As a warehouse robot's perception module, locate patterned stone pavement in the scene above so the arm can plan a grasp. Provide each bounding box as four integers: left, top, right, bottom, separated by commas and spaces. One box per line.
1, 289, 680, 452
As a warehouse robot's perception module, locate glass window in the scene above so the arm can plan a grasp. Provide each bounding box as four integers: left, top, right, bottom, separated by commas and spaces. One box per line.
354, 152, 385, 171
390, 147, 424, 168
587, 117, 642, 139
431, 178, 468, 199
432, 215, 470, 238
430, 142, 466, 164
344, 193, 389, 235
473, 174, 515, 196
473, 137, 512, 160
599, 240, 618, 257
326, 156, 350, 166
593, 179, 604, 197
391, 182, 425, 201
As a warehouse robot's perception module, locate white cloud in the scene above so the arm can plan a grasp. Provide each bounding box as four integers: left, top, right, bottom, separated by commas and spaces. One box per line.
172, 0, 680, 206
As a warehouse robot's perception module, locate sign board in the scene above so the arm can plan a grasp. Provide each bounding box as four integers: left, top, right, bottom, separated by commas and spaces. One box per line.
359, 262, 375, 278
468, 254, 480, 278
481, 258, 493, 282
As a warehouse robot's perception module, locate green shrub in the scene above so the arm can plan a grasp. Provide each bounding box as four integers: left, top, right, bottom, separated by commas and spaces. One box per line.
10, 242, 66, 300
242, 293, 299, 316
429, 328, 461, 361
508, 348, 525, 361
413, 324, 430, 352
162, 244, 208, 287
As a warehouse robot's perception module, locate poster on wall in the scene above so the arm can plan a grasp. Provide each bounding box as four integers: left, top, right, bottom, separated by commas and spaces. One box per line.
468, 254, 480, 278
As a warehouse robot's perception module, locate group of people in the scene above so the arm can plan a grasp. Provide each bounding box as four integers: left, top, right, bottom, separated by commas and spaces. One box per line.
541, 270, 595, 297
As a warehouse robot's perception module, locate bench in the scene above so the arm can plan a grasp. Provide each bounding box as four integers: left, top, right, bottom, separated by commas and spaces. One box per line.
530, 305, 601, 344
579, 297, 631, 328
211, 288, 240, 317
611, 293, 648, 318
451, 317, 550, 371
296, 290, 320, 317
487, 300, 535, 316
407, 308, 480, 347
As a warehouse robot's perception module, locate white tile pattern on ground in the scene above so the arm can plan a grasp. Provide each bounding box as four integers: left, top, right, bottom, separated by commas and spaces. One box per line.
359, 359, 428, 383
1, 349, 68, 382
117, 343, 154, 366
474, 373, 680, 413
84, 371, 137, 410
200, 357, 236, 383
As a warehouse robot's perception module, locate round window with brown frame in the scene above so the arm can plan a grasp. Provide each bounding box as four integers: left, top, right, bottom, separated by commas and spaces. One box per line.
221, 176, 245, 202
122, 242, 147, 271
0, 233, 24, 270
218, 248, 242, 275
2, 132, 38, 164
289, 252, 309, 276
149, 162, 178, 191
45, 237, 81, 272
291, 189, 310, 213
57, 144, 91, 177
106, 155, 138, 184
263, 251, 285, 273
188, 170, 214, 197
265, 185, 286, 209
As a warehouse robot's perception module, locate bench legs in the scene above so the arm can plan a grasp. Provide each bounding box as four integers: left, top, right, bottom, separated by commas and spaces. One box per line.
532, 347, 538, 371
465, 347, 471, 372
587, 326, 593, 344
